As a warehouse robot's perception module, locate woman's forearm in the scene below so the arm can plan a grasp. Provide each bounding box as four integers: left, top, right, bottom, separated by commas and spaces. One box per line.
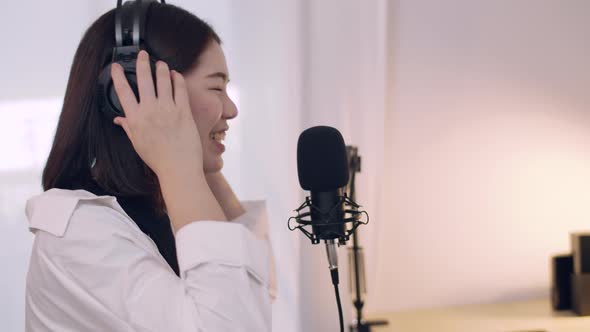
205, 172, 246, 220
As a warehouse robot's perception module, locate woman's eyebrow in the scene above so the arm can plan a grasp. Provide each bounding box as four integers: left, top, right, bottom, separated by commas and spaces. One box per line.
206, 72, 230, 83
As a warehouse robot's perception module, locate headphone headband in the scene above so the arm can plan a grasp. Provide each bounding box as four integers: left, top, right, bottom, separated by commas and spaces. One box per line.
97, 0, 166, 120
114, 0, 165, 49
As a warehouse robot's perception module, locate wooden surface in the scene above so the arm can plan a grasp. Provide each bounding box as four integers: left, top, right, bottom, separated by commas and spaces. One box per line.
366, 299, 590, 332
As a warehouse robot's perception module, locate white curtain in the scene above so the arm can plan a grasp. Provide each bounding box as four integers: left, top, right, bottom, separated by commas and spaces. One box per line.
296, 0, 388, 331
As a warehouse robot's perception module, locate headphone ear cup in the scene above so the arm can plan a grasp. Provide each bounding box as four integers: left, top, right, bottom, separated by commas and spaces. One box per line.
97, 57, 158, 120
97, 63, 120, 120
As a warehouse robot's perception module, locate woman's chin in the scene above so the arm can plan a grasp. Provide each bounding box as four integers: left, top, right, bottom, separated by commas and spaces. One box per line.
203, 157, 223, 174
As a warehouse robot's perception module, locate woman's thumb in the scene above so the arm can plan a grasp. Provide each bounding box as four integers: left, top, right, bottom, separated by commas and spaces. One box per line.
113, 117, 131, 137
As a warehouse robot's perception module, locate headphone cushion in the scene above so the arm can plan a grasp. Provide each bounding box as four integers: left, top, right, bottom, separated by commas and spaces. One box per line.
97, 56, 158, 120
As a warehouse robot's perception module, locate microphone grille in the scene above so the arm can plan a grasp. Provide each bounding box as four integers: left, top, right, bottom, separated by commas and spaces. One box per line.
297, 126, 349, 191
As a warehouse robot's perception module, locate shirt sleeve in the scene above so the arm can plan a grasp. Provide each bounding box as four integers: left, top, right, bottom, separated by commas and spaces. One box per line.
228, 200, 277, 300
32, 201, 273, 332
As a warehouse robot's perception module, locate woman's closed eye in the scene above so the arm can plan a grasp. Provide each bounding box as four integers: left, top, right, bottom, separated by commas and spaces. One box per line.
210, 87, 224, 92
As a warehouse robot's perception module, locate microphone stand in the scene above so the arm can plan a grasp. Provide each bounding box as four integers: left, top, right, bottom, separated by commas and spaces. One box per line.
346, 146, 388, 332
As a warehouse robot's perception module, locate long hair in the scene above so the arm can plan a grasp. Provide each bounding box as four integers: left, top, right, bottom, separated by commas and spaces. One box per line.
42, 3, 221, 216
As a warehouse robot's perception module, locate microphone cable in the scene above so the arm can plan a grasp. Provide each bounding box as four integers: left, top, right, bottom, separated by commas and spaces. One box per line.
331, 268, 344, 332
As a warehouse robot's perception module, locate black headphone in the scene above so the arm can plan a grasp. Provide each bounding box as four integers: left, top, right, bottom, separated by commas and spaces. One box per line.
96, 0, 166, 120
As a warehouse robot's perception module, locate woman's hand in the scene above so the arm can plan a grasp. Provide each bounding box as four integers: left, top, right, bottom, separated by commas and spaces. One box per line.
111, 50, 226, 228
110, 50, 203, 178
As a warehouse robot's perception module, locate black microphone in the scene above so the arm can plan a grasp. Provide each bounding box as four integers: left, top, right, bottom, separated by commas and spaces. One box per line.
297, 126, 349, 243
290, 126, 371, 332
295, 125, 351, 332
291, 125, 367, 251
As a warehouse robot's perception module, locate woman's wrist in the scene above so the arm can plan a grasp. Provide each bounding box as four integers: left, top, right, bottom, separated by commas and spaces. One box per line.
205, 172, 246, 220
159, 169, 226, 234
155, 158, 204, 182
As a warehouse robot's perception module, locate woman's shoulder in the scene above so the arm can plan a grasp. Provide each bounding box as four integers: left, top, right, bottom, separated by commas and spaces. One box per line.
25, 188, 162, 267
25, 188, 139, 242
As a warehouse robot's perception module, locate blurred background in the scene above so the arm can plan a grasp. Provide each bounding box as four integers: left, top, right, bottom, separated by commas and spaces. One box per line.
1, 0, 590, 331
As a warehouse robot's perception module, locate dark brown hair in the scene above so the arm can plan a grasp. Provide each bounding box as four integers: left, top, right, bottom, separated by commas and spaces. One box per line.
42, 3, 221, 216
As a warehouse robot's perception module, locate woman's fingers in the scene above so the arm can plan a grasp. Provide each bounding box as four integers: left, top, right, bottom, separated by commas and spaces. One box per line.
111, 63, 139, 116
171, 70, 190, 110
136, 50, 156, 103
156, 61, 173, 104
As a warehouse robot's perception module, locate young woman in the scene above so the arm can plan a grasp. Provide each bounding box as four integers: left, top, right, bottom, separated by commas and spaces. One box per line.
24, 2, 275, 331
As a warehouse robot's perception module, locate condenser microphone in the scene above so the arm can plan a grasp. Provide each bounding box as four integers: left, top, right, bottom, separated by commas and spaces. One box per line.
291, 125, 368, 332
297, 126, 349, 242
291, 125, 366, 246
297, 126, 349, 332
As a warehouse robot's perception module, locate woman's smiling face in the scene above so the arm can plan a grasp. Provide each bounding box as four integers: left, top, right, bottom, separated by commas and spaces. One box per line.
183, 41, 238, 173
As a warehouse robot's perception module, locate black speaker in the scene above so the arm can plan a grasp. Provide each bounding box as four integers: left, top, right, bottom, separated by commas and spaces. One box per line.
571, 274, 590, 316
551, 254, 573, 310
571, 233, 590, 274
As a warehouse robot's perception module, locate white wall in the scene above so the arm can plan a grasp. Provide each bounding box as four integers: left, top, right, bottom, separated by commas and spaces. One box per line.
0, 1, 98, 100
0, 3, 107, 331
374, 0, 590, 312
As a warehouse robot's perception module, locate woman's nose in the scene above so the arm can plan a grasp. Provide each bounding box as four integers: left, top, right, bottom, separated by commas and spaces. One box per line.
223, 97, 238, 120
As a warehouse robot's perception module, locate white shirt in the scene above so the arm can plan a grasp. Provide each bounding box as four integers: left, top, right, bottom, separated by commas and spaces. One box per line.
24, 188, 277, 332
